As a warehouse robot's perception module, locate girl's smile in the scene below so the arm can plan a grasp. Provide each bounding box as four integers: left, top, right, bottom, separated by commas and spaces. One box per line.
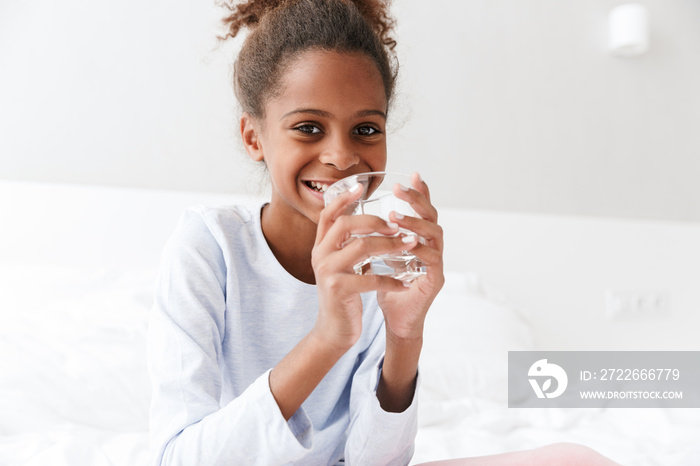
301, 179, 331, 198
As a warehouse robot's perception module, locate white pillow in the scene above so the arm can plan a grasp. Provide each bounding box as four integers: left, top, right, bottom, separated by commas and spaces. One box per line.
419, 272, 535, 405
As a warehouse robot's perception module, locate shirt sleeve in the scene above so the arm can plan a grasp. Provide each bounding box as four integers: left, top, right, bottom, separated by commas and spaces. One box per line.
147, 208, 313, 466
344, 318, 420, 465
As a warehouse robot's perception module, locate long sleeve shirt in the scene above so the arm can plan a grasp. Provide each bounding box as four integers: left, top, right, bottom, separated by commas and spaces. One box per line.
147, 203, 418, 465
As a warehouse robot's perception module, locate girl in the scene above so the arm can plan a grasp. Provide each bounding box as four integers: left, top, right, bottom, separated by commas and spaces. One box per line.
148, 0, 620, 465
148, 0, 439, 464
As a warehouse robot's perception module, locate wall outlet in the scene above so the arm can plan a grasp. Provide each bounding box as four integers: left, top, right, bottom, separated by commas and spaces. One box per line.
605, 290, 670, 320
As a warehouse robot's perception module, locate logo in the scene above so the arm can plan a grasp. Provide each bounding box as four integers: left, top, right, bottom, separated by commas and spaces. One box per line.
528, 359, 568, 399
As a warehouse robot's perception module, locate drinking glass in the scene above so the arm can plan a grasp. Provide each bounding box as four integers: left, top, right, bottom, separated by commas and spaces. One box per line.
323, 172, 427, 283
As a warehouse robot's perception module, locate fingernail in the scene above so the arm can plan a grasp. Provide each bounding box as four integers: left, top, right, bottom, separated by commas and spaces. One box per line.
349, 183, 362, 193
386, 221, 398, 229
401, 234, 417, 244
399, 184, 410, 192
394, 212, 404, 220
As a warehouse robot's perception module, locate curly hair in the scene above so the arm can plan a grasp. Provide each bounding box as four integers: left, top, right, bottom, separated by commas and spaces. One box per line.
219, 0, 398, 118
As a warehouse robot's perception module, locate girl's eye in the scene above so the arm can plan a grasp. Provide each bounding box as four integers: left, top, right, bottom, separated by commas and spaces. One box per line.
294, 124, 321, 134
355, 126, 380, 136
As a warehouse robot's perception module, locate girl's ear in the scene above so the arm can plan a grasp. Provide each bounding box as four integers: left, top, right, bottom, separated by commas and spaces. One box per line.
240, 113, 264, 162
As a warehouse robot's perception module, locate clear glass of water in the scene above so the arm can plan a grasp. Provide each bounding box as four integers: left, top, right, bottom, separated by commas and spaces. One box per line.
323, 172, 427, 283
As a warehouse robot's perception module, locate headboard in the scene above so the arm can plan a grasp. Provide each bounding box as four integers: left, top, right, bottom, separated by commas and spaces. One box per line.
2, 179, 698, 351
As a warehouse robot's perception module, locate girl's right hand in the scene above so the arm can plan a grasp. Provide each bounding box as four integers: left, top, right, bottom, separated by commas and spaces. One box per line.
310, 185, 415, 351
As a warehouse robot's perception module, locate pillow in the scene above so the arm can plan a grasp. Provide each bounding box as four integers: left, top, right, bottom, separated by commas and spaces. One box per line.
419, 272, 535, 406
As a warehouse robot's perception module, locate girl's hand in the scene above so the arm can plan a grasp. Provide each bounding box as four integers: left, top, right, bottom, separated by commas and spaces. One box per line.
377, 172, 445, 341
311, 183, 414, 351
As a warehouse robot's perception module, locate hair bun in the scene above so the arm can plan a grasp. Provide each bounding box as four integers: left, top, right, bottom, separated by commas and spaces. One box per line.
219, 0, 289, 40
220, 0, 395, 49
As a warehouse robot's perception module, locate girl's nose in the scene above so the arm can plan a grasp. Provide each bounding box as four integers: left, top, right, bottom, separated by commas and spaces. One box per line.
319, 137, 359, 171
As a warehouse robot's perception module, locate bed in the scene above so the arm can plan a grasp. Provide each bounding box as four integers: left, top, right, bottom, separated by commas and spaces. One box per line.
1, 180, 698, 465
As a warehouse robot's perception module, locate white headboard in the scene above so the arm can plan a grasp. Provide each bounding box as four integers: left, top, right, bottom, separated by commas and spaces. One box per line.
438, 207, 700, 351
2, 179, 698, 351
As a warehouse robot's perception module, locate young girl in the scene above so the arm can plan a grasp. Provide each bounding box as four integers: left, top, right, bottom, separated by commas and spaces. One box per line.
148, 0, 439, 464
148, 0, 620, 465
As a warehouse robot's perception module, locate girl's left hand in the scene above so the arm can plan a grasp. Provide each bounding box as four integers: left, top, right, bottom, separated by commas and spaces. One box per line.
377, 172, 445, 341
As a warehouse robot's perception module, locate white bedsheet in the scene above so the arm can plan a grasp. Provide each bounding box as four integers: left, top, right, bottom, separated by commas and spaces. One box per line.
1, 264, 698, 465
413, 400, 700, 465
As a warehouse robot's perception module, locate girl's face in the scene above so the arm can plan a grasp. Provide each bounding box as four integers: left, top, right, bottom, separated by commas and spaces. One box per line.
242, 50, 388, 226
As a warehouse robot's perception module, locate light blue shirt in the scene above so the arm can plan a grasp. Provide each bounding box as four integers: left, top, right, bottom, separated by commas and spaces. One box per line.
148, 203, 418, 465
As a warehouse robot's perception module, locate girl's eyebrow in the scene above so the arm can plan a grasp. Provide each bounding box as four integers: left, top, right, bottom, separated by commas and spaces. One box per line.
281, 108, 387, 120
355, 109, 387, 120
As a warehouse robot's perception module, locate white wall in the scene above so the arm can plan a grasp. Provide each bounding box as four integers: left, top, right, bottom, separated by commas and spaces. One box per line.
0, 0, 246, 192
391, 0, 700, 223
1, 0, 700, 222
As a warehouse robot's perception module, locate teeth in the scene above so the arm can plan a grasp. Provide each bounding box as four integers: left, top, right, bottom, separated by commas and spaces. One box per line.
308, 181, 329, 193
